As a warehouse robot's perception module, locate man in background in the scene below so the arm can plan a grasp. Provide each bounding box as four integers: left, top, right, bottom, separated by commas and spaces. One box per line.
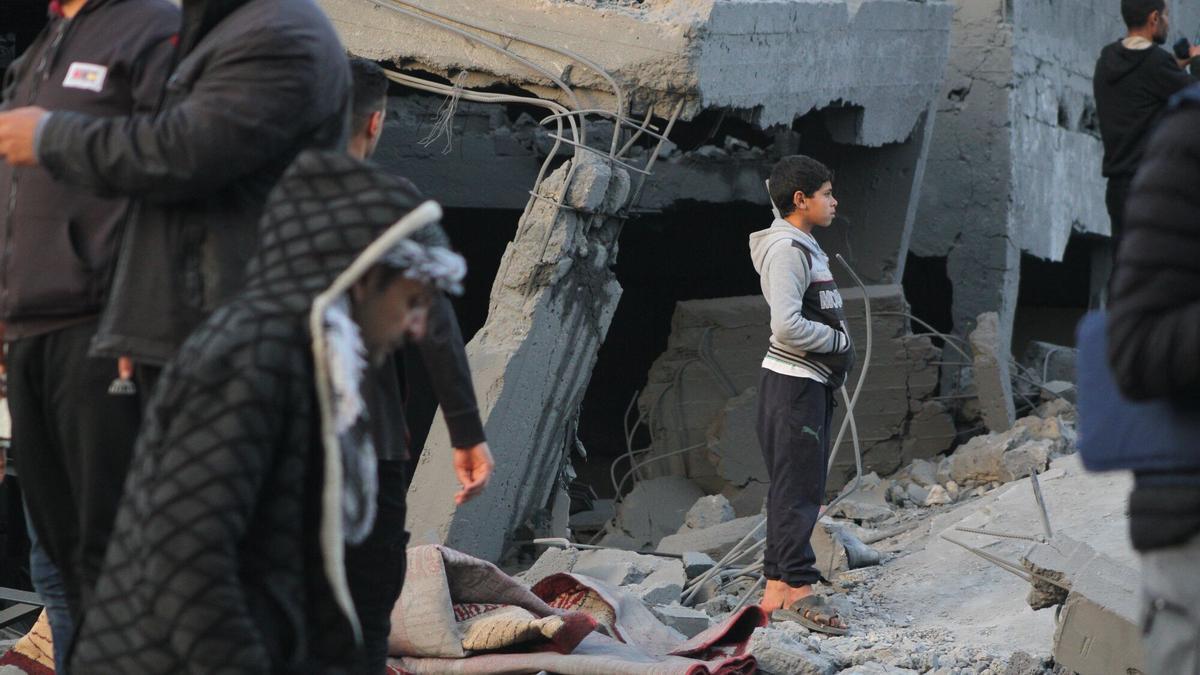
0, 0, 177, 665
1093, 0, 1197, 254
344, 56, 493, 673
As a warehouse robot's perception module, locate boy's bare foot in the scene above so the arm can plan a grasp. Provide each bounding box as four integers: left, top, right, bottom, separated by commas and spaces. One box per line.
760, 580, 816, 612
759, 579, 786, 612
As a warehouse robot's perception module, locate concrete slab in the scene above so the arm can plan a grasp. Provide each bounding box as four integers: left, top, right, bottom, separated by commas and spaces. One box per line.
324, 0, 953, 143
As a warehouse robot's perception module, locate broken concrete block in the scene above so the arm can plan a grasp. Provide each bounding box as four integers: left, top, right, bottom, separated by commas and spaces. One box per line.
935, 455, 953, 485
707, 388, 769, 486
907, 458, 939, 487
722, 481, 768, 517
651, 604, 712, 639
571, 548, 671, 585
519, 546, 579, 586
944, 481, 960, 502
1021, 535, 1098, 610
630, 561, 686, 607
924, 485, 952, 506
905, 482, 931, 505
1052, 554, 1144, 675
656, 515, 765, 559
1013, 414, 1075, 456
615, 476, 705, 545
829, 472, 895, 523
682, 551, 716, 580
748, 626, 838, 675
999, 439, 1052, 482
949, 426, 1039, 485
969, 312, 1016, 432
682, 494, 735, 532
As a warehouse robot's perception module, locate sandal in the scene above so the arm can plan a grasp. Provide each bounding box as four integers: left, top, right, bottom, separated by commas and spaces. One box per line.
771, 594, 849, 636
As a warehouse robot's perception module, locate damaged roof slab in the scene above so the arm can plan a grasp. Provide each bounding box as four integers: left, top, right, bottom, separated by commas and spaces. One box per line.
320, 0, 954, 146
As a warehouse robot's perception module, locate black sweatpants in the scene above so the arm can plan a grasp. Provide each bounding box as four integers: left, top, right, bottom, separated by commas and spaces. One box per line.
7, 320, 145, 620
345, 459, 410, 674
1106, 174, 1132, 264
756, 368, 834, 587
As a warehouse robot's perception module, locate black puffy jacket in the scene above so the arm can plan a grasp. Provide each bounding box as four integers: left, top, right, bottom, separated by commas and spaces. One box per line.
37, 0, 350, 365
1107, 83, 1200, 551
72, 151, 447, 673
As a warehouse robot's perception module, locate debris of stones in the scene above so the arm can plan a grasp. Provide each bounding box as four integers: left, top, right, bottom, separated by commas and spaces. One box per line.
681, 551, 716, 580
650, 604, 712, 639
681, 494, 735, 532
748, 625, 839, 675
656, 515, 765, 559
611, 475, 706, 548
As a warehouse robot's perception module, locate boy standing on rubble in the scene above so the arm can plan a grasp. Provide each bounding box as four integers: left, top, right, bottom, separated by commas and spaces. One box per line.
749, 155, 853, 634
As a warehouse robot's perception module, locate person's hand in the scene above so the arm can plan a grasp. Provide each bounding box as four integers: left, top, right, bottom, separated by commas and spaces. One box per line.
0, 107, 48, 167
452, 442, 494, 505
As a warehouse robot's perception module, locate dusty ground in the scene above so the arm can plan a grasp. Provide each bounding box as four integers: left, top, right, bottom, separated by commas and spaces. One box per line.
750, 454, 1133, 673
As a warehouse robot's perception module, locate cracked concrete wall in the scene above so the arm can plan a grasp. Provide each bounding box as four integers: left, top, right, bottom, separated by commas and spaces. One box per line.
911, 0, 1019, 342
406, 153, 631, 561
910, 0, 1190, 351
1008, 0, 1120, 260
323, 0, 952, 144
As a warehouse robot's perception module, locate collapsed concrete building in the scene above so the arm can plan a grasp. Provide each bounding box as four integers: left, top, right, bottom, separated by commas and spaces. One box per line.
321, 0, 956, 561
320, 0, 1194, 569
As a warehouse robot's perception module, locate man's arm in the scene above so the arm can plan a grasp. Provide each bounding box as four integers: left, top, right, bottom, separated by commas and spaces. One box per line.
34, 29, 345, 202
764, 247, 850, 354
1152, 47, 1198, 100
413, 295, 493, 503
1108, 101, 1200, 399
417, 295, 485, 448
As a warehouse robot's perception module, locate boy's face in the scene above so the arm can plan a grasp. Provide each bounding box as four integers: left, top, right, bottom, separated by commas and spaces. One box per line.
796, 181, 838, 228
350, 271, 433, 364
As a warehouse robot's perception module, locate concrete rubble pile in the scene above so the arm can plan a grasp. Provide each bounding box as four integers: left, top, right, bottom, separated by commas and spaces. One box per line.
510, 396, 1101, 673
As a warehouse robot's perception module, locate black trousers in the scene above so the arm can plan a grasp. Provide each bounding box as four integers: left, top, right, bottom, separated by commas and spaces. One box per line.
1106, 174, 1133, 264
345, 459, 410, 674
6, 320, 145, 620
756, 369, 834, 587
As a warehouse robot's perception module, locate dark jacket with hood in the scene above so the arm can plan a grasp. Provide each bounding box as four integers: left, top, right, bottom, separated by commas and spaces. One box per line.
1093, 39, 1195, 179
0, 0, 177, 339
36, 0, 351, 365
71, 150, 452, 673
1107, 83, 1200, 551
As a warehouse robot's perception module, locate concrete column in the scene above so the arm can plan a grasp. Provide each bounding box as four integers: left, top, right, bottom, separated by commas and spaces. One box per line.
406, 153, 631, 562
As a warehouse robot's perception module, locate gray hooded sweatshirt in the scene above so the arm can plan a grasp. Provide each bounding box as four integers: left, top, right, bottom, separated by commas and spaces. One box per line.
749, 218, 854, 387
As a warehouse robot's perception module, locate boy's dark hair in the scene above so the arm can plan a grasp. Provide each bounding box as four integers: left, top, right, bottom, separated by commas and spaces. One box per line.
769, 155, 833, 217
1121, 0, 1164, 28
349, 57, 388, 133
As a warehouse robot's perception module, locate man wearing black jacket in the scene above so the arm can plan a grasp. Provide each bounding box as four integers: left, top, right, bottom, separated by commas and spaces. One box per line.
0, 0, 177, 664
345, 57, 493, 673
1093, 0, 1198, 252
0, 0, 351, 638
1107, 82, 1200, 673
